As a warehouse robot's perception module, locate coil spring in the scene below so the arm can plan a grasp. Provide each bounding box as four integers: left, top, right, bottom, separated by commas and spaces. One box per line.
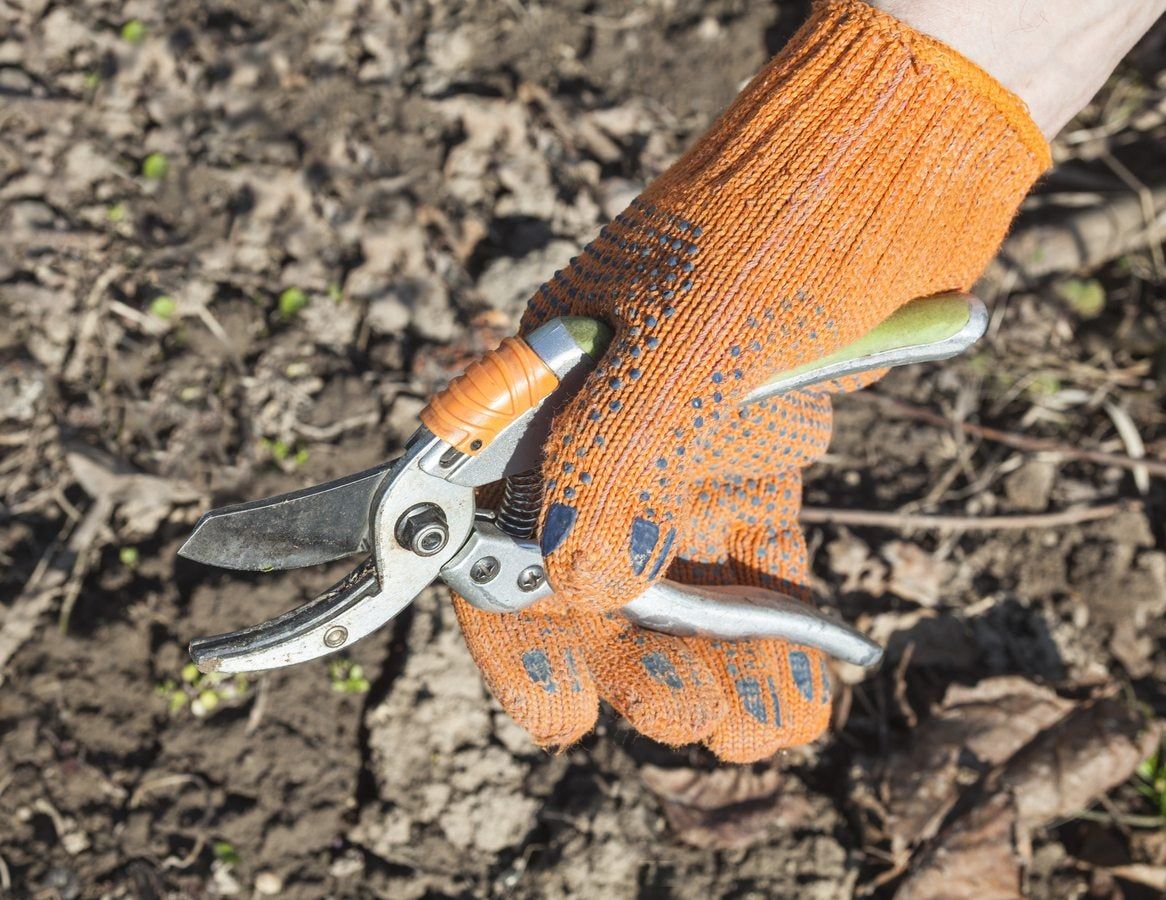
496, 469, 542, 538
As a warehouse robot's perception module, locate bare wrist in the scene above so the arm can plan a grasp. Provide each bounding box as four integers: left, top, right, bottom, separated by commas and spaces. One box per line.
868, 0, 1166, 137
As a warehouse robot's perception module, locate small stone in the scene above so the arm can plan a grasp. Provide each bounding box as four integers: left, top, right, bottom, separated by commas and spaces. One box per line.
1003, 460, 1056, 512
366, 295, 410, 336
254, 871, 283, 895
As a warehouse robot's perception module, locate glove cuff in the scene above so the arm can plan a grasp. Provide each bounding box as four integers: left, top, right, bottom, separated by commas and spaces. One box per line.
816, 1, 1050, 167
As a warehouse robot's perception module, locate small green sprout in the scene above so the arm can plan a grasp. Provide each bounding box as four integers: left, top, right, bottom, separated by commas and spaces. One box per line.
278, 287, 309, 319
265, 438, 290, 462
83, 72, 101, 90
327, 282, 343, 303
1056, 278, 1106, 319
213, 842, 241, 866
329, 659, 370, 694
1025, 372, 1062, 400
121, 20, 146, 44
118, 546, 139, 567
106, 203, 127, 223
142, 152, 170, 181
260, 438, 309, 468
965, 351, 992, 377
156, 663, 250, 718
1134, 747, 1166, 823
149, 295, 177, 319
154, 679, 188, 712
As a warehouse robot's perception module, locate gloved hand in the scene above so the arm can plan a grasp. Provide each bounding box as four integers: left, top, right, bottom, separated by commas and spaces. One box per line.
455, 0, 1049, 760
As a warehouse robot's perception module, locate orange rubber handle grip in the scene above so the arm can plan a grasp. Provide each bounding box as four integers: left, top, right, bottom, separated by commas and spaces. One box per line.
419, 336, 560, 455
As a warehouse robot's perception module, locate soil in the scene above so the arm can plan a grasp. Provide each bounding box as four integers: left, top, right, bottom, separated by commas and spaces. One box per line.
2, 1, 1165, 898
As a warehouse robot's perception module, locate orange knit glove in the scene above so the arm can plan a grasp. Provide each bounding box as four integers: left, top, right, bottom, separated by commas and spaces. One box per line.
457, 389, 860, 760
455, 0, 1050, 759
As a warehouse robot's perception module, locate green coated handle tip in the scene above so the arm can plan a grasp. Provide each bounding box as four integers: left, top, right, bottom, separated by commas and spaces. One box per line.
560, 316, 613, 361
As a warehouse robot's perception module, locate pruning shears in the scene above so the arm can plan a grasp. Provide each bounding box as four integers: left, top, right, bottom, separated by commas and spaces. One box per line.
179, 292, 987, 675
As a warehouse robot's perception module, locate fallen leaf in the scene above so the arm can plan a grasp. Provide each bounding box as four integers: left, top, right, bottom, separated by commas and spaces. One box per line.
882, 541, 950, 607
894, 698, 1159, 900
66, 446, 204, 539
1000, 698, 1160, 829
896, 792, 1022, 900
826, 530, 887, 595
882, 678, 1073, 849
641, 765, 805, 849
1107, 864, 1166, 892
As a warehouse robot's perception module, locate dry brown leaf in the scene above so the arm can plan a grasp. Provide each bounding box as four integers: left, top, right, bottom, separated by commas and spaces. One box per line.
826, 530, 887, 595
641, 765, 806, 850
999, 698, 1160, 829
66, 447, 204, 540
1107, 864, 1166, 892
881, 541, 951, 607
895, 698, 1158, 900
882, 678, 1073, 849
942, 678, 1075, 766
895, 792, 1023, 900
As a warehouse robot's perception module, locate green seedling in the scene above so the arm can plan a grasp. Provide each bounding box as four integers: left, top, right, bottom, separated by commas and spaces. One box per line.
156, 662, 250, 718
278, 287, 309, 319
118, 546, 139, 567
142, 152, 170, 181
149, 295, 177, 319
121, 19, 146, 44
1056, 278, 1106, 319
329, 659, 370, 694
1025, 371, 1063, 400
1134, 745, 1166, 824
83, 72, 101, 90
327, 282, 343, 303
106, 203, 127, 223
213, 842, 241, 866
154, 679, 188, 713
259, 437, 309, 468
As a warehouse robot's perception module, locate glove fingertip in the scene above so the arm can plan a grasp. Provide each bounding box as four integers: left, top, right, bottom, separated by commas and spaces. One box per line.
452, 596, 599, 749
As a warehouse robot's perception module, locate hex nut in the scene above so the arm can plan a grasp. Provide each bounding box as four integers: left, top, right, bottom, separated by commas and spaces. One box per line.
396, 503, 449, 557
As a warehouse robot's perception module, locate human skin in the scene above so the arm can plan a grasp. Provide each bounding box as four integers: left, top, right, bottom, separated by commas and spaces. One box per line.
871, 0, 1166, 137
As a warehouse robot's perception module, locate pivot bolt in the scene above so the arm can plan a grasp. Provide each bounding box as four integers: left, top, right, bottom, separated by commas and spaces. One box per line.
517, 565, 545, 592
323, 626, 348, 648
470, 557, 500, 584
396, 503, 449, 557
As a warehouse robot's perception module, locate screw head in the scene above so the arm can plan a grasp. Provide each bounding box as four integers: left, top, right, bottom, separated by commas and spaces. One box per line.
517, 565, 545, 592
470, 556, 500, 584
323, 625, 348, 648
396, 503, 449, 557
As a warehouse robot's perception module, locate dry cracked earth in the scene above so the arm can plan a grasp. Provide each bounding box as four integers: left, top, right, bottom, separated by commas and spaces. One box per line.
2, 1, 1166, 897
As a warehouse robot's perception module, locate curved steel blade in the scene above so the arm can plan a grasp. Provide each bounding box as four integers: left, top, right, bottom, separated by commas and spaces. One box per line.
186, 432, 477, 673
179, 460, 396, 571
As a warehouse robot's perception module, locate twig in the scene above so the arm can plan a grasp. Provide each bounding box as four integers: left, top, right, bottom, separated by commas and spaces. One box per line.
867, 395, 1166, 479
246, 675, 270, 735
1070, 808, 1166, 830
1102, 151, 1166, 277
292, 411, 380, 442
800, 500, 1136, 531
63, 264, 122, 382
984, 177, 1166, 288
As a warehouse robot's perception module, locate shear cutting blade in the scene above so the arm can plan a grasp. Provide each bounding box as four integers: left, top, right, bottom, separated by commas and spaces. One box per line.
179, 461, 395, 571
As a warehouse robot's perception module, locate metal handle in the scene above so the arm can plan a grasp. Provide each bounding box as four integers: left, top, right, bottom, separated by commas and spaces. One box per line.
459, 295, 986, 665
620, 581, 882, 667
